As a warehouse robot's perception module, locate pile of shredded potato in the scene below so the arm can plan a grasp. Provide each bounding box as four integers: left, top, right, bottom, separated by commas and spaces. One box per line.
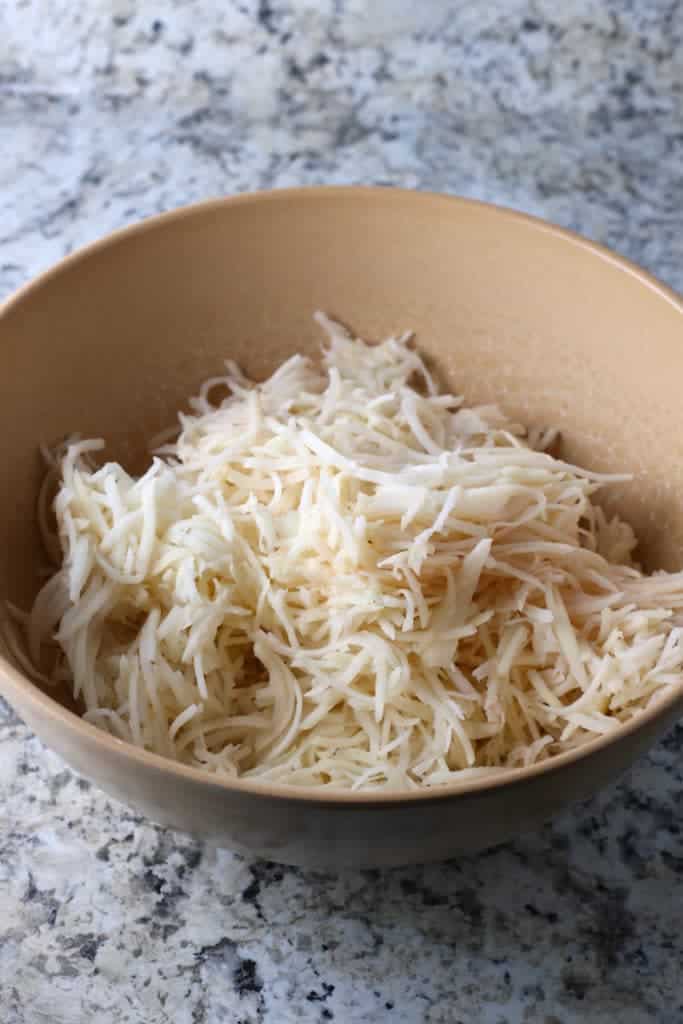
7, 315, 683, 789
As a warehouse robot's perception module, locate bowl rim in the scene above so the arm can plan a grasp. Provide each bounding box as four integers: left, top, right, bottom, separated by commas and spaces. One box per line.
1, 184, 683, 807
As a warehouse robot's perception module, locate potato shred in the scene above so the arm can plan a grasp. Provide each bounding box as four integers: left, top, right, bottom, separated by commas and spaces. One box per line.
8, 315, 683, 789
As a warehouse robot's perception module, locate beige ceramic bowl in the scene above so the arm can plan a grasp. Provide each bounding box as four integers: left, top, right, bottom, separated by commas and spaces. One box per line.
1, 188, 683, 869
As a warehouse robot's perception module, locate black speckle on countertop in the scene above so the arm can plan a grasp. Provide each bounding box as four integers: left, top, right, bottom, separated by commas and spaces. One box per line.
233, 956, 264, 996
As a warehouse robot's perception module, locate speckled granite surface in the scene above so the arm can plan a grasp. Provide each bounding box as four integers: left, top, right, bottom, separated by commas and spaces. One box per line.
2, 2, 683, 1021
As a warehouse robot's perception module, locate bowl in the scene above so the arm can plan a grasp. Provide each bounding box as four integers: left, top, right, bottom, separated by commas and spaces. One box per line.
1, 187, 682, 869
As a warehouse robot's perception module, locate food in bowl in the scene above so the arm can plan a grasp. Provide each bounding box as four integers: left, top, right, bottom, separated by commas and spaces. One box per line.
6, 313, 683, 790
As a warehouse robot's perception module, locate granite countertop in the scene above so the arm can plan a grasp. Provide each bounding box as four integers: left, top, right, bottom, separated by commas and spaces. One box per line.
2, 2, 683, 1021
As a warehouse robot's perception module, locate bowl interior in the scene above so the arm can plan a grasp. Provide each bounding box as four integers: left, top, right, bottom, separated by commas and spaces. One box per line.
2, 189, 683, 723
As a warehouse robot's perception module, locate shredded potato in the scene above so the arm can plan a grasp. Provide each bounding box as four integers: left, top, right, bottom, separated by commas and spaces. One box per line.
7, 314, 683, 790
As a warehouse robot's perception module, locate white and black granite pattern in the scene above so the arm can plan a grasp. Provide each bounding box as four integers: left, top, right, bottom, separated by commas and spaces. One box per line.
1, 1, 683, 1021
